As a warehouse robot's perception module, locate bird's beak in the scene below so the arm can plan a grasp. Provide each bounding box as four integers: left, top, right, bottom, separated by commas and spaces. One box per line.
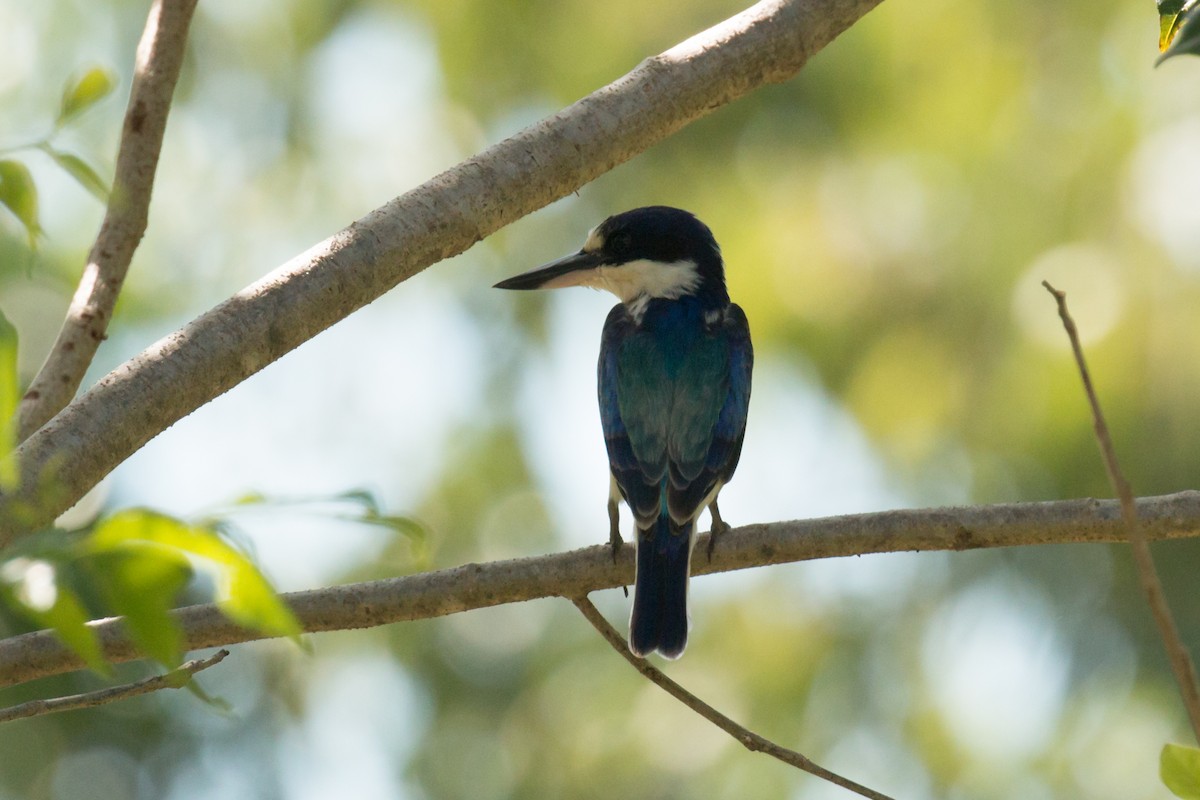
494, 250, 605, 291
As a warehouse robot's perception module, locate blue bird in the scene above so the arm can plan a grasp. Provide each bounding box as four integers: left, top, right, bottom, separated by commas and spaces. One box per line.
495, 206, 753, 659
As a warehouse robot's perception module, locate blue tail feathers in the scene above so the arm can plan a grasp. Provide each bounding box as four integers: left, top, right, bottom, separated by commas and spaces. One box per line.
629, 514, 693, 659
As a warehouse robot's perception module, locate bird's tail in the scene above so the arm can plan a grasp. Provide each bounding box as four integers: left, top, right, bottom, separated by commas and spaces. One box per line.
629, 512, 694, 659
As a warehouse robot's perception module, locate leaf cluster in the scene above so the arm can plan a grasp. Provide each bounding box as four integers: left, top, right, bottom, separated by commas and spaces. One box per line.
0, 67, 114, 250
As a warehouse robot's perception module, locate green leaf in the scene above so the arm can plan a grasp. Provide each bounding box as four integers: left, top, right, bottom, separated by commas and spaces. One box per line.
92, 509, 302, 641
182, 677, 233, 712
1160, 0, 1189, 50
335, 488, 382, 516
215, 556, 302, 638
84, 547, 192, 668
39, 584, 108, 675
358, 512, 427, 543
0, 160, 41, 248
1162, 743, 1200, 799
42, 148, 109, 202
0, 309, 18, 487
231, 491, 269, 506
1159, 2, 1200, 63
0, 558, 108, 675
57, 67, 117, 126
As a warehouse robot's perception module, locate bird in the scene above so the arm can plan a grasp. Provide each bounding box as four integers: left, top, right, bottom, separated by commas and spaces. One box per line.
495, 206, 752, 659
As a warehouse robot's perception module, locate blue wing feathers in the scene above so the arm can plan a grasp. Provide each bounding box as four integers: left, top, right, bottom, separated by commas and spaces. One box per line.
599, 298, 751, 658
600, 300, 752, 527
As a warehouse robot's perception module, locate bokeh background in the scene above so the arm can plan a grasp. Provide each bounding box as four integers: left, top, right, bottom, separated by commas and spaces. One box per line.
2, 0, 1200, 797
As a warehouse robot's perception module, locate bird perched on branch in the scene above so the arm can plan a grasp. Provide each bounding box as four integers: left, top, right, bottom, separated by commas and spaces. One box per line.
495, 206, 753, 659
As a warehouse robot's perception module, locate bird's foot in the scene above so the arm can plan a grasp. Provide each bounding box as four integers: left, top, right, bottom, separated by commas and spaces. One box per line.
609, 528, 625, 564
607, 498, 624, 564
706, 501, 732, 562
607, 499, 629, 596
609, 530, 629, 598
706, 519, 731, 562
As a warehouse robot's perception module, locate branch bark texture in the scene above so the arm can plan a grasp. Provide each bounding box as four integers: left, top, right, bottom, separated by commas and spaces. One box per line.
2, 492, 1198, 691
0, 0, 884, 540
16, 0, 199, 442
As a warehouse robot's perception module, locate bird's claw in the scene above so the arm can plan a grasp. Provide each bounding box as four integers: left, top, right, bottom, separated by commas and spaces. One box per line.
705, 501, 732, 562
705, 519, 731, 562
609, 530, 629, 597
608, 531, 624, 564
607, 498, 628, 596
607, 498, 624, 564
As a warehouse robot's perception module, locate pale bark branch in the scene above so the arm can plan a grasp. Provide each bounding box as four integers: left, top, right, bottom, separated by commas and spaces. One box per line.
0, 0, 884, 541
2, 492, 1199, 691
0, 648, 228, 723
571, 596, 897, 800
16, 0, 199, 443
1043, 283, 1200, 742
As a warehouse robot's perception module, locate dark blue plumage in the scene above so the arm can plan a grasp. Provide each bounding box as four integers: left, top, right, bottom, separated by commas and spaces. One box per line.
496, 206, 753, 659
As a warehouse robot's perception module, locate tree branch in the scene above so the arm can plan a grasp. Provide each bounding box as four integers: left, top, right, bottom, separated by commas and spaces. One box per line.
2, 492, 1199, 691
0, 0, 884, 541
16, 0, 199, 443
1043, 283, 1200, 742
0, 648, 227, 723
571, 596, 896, 800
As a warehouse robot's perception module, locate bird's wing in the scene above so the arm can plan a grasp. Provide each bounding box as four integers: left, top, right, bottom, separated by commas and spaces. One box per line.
710, 303, 753, 482
601, 303, 753, 527
666, 304, 753, 524
599, 305, 667, 522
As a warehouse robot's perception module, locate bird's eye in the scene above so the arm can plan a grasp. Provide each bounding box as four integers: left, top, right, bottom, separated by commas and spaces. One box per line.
609, 231, 633, 253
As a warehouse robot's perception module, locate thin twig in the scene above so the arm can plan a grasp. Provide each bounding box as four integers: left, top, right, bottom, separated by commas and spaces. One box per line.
1043, 281, 1200, 742
16, 0, 200, 442
4, 492, 1200, 690
0, 648, 228, 723
570, 596, 895, 800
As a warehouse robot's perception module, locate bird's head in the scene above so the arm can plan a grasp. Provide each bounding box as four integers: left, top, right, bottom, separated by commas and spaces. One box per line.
494, 206, 728, 307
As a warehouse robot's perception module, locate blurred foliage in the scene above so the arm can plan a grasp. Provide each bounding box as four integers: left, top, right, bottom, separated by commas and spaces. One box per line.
1, 0, 1200, 798
1163, 742, 1200, 799
0, 66, 113, 250
0, 508, 300, 674
0, 159, 41, 250
56, 67, 116, 128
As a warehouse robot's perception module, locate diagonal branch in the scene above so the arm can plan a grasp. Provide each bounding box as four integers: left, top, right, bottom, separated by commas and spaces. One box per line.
16, 0, 200, 443
571, 596, 896, 800
1043, 282, 1200, 742
2, 492, 1199, 691
0, 0, 885, 541
0, 648, 228, 723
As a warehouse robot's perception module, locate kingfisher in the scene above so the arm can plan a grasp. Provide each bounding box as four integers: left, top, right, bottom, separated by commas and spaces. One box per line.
495, 206, 752, 659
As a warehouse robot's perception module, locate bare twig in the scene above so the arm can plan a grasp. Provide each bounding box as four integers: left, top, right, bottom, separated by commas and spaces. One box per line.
0, 648, 228, 723
571, 596, 895, 800
1043, 281, 1200, 742
0, 0, 886, 540
3, 492, 1200, 690
16, 0, 200, 442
